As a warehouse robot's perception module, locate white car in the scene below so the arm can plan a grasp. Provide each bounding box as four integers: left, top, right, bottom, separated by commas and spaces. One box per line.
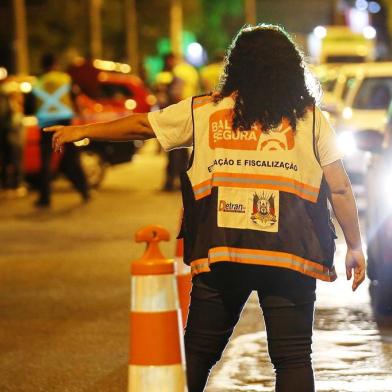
361, 101, 392, 315
332, 62, 392, 209
320, 63, 363, 119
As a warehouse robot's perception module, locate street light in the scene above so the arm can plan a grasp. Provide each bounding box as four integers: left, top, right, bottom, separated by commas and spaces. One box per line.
170, 0, 183, 56
245, 0, 256, 25
89, 0, 103, 59
12, 0, 29, 74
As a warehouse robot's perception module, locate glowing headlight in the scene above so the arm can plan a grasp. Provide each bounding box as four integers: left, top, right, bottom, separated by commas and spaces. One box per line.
314, 26, 327, 39
379, 172, 392, 210
363, 25, 377, 40
20, 82, 32, 93
125, 99, 137, 110
0, 67, 8, 80
338, 131, 357, 156
342, 107, 353, 120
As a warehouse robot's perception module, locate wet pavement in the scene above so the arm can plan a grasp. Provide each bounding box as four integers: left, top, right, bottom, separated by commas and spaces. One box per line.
1, 143, 392, 391
206, 243, 392, 392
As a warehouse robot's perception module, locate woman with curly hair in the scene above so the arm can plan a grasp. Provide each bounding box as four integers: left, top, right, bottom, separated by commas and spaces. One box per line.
46, 24, 365, 392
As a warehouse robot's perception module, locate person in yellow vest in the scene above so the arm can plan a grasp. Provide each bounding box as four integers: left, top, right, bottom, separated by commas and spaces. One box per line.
33, 53, 89, 207
45, 25, 366, 392
173, 58, 200, 99
199, 51, 224, 93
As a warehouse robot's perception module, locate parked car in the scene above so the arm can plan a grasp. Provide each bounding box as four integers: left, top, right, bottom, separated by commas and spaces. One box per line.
6, 60, 155, 188
318, 63, 362, 120
331, 62, 392, 209
308, 25, 375, 64
359, 100, 392, 316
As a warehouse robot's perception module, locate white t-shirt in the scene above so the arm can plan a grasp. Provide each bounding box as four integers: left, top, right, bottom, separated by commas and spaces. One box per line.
148, 97, 342, 167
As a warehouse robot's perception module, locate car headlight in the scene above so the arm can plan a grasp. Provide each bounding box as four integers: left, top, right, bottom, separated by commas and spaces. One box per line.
342, 107, 353, 120
125, 99, 137, 110
337, 131, 357, 156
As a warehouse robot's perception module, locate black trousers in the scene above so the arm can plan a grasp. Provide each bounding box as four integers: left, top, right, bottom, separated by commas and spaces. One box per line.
38, 120, 89, 204
0, 128, 11, 189
184, 264, 316, 392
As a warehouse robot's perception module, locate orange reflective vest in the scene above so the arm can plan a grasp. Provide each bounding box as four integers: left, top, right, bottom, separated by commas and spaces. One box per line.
180, 95, 337, 282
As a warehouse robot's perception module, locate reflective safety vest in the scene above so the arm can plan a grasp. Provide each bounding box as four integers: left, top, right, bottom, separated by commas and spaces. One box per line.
32, 71, 74, 127
180, 95, 337, 282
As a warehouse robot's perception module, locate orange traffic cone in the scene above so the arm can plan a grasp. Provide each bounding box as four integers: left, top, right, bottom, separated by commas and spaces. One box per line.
129, 225, 186, 392
174, 237, 192, 328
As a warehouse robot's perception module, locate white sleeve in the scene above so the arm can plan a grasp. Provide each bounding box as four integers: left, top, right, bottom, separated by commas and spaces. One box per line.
315, 107, 344, 167
147, 97, 193, 151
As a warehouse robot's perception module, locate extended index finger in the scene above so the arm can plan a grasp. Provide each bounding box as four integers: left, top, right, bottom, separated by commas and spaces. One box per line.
43, 125, 63, 132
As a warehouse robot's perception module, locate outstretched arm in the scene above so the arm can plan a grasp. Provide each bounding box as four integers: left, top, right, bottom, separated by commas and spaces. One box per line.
44, 113, 155, 152
322, 160, 366, 291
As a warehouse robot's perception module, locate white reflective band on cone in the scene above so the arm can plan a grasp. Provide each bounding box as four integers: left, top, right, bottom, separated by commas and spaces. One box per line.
128, 364, 187, 392
131, 274, 179, 312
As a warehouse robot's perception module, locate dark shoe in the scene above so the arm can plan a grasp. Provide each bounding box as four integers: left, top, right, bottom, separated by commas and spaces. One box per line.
82, 193, 91, 203
162, 182, 175, 192
34, 199, 50, 208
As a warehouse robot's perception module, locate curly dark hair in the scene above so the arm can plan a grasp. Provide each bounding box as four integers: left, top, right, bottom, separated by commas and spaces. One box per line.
216, 24, 320, 132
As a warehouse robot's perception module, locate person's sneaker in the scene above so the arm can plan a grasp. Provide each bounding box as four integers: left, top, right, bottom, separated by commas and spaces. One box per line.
34, 199, 50, 208
162, 182, 175, 192
80, 191, 91, 203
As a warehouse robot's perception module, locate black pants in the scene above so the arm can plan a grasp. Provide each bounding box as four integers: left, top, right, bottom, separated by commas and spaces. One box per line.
0, 129, 11, 189
184, 264, 316, 392
38, 120, 89, 204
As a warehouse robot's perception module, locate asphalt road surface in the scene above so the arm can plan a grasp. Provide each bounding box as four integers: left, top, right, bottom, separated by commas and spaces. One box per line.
1, 143, 391, 392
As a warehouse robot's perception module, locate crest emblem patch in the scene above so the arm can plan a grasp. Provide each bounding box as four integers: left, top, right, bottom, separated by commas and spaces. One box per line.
251, 192, 277, 228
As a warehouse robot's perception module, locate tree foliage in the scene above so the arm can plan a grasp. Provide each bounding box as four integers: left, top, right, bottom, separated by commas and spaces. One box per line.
195, 0, 245, 57
3, 0, 247, 74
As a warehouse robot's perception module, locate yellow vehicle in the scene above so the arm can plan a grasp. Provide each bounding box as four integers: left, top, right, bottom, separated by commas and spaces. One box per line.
308, 25, 375, 64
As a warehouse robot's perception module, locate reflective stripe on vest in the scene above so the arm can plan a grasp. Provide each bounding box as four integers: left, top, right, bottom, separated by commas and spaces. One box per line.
179, 95, 337, 282
190, 246, 337, 281
33, 83, 73, 123
192, 172, 320, 202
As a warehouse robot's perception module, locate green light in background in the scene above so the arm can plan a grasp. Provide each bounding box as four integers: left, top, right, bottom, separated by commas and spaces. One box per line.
156, 31, 197, 56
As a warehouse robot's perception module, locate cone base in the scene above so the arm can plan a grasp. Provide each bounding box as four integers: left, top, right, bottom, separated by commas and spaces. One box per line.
128, 364, 186, 392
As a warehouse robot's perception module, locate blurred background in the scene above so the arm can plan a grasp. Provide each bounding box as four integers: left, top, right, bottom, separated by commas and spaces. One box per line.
2, 0, 392, 75
2, 0, 392, 194
2, 1, 392, 391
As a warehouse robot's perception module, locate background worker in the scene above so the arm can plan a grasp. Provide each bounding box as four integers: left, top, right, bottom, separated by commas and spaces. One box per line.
45, 24, 366, 392
0, 83, 26, 197
199, 51, 224, 93
32, 53, 89, 207
154, 53, 199, 191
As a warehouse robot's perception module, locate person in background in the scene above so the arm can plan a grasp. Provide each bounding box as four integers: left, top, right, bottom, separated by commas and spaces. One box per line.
199, 51, 224, 93
0, 83, 26, 197
173, 56, 200, 99
0, 85, 13, 193
32, 53, 89, 207
154, 53, 190, 191
44, 25, 366, 392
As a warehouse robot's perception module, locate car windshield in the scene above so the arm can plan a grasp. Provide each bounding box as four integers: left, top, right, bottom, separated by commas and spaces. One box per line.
341, 76, 356, 101
353, 77, 392, 110
322, 76, 337, 92
99, 83, 134, 100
